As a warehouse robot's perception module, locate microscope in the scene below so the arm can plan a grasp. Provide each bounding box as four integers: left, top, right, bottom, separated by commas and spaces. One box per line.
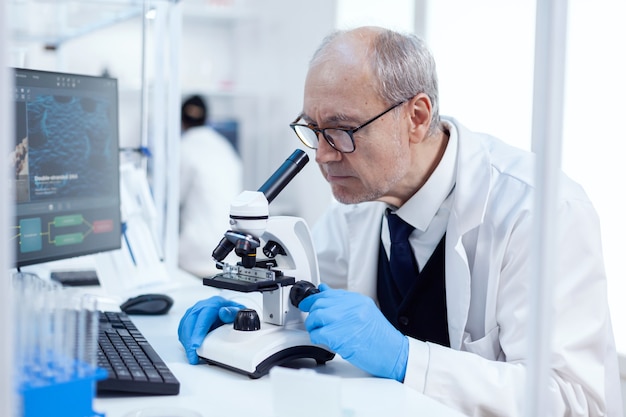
196, 149, 335, 378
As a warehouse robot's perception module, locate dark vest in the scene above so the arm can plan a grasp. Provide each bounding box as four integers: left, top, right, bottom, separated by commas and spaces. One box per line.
377, 234, 450, 347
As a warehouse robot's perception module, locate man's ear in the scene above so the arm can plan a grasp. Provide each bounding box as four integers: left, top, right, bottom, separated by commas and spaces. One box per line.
407, 93, 432, 143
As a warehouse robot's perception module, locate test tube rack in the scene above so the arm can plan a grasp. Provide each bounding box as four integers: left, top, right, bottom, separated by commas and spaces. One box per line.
13, 272, 106, 417
19, 366, 107, 417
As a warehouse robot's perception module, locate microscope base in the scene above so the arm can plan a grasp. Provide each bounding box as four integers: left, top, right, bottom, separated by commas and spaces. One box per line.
196, 324, 335, 379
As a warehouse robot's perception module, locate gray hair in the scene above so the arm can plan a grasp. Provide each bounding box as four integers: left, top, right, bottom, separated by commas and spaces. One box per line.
310, 28, 441, 135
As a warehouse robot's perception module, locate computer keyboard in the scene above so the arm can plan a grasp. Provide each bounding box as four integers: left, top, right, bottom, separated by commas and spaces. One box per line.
96, 310, 180, 395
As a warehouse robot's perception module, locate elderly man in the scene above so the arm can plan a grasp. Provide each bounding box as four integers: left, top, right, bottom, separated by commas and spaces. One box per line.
179, 26, 622, 416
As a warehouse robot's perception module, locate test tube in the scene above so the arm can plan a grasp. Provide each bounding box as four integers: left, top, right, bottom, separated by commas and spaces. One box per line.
59, 283, 77, 382
78, 294, 99, 377
12, 272, 28, 386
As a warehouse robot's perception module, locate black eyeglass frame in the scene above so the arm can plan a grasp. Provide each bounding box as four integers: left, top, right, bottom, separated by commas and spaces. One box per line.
289, 99, 407, 153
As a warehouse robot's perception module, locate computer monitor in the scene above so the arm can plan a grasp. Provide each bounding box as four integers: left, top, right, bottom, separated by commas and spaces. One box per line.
10, 68, 122, 268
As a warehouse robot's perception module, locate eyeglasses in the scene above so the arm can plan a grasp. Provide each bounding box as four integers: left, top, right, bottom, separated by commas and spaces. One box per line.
290, 100, 406, 153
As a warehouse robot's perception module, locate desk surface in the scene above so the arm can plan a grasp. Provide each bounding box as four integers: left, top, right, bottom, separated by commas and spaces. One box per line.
91, 274, 465, 417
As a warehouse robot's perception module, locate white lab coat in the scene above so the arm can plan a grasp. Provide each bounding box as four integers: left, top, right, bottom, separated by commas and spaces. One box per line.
179, 126, 243, 277
311, 117, 622, 416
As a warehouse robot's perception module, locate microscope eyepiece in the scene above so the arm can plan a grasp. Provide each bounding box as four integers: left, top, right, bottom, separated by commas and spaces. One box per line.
257, 149, 309, 204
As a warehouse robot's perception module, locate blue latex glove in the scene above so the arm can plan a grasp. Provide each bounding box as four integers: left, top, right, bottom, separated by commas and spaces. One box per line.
298, 283, 409, 382
178, 296, 246, 364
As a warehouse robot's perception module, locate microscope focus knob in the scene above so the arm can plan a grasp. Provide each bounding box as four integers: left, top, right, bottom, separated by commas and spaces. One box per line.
233, 308, 261, 331
289, 281, 320, 308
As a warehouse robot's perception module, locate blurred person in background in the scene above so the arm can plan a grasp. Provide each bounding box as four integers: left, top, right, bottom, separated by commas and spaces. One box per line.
178, 94, 243, 277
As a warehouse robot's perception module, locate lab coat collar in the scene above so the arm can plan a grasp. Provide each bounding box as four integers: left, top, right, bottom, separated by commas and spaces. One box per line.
397, 117, 491, 237
396, 120, 458, 232
440, 116, 493, 349
442, 116, 491, 235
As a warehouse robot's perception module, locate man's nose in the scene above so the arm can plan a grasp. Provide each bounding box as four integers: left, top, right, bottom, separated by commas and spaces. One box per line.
315, 133, 342, 164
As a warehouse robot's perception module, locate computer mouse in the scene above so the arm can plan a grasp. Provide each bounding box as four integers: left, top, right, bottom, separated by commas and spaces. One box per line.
120, 293, 174, 315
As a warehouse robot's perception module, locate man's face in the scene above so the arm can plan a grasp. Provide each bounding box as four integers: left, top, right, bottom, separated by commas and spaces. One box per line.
301, 46, 412, 205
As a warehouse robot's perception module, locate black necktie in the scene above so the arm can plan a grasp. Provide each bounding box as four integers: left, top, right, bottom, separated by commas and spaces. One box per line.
386, 209, 418, 294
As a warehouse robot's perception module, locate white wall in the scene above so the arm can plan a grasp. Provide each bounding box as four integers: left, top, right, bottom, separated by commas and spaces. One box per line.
426, 1, 536, 149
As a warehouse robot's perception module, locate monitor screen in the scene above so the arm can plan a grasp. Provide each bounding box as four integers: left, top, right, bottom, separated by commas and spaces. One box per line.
10, 68, 122, 268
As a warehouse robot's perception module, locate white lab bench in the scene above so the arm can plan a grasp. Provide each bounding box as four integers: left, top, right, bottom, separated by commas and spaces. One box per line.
91, 274, 465, 417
